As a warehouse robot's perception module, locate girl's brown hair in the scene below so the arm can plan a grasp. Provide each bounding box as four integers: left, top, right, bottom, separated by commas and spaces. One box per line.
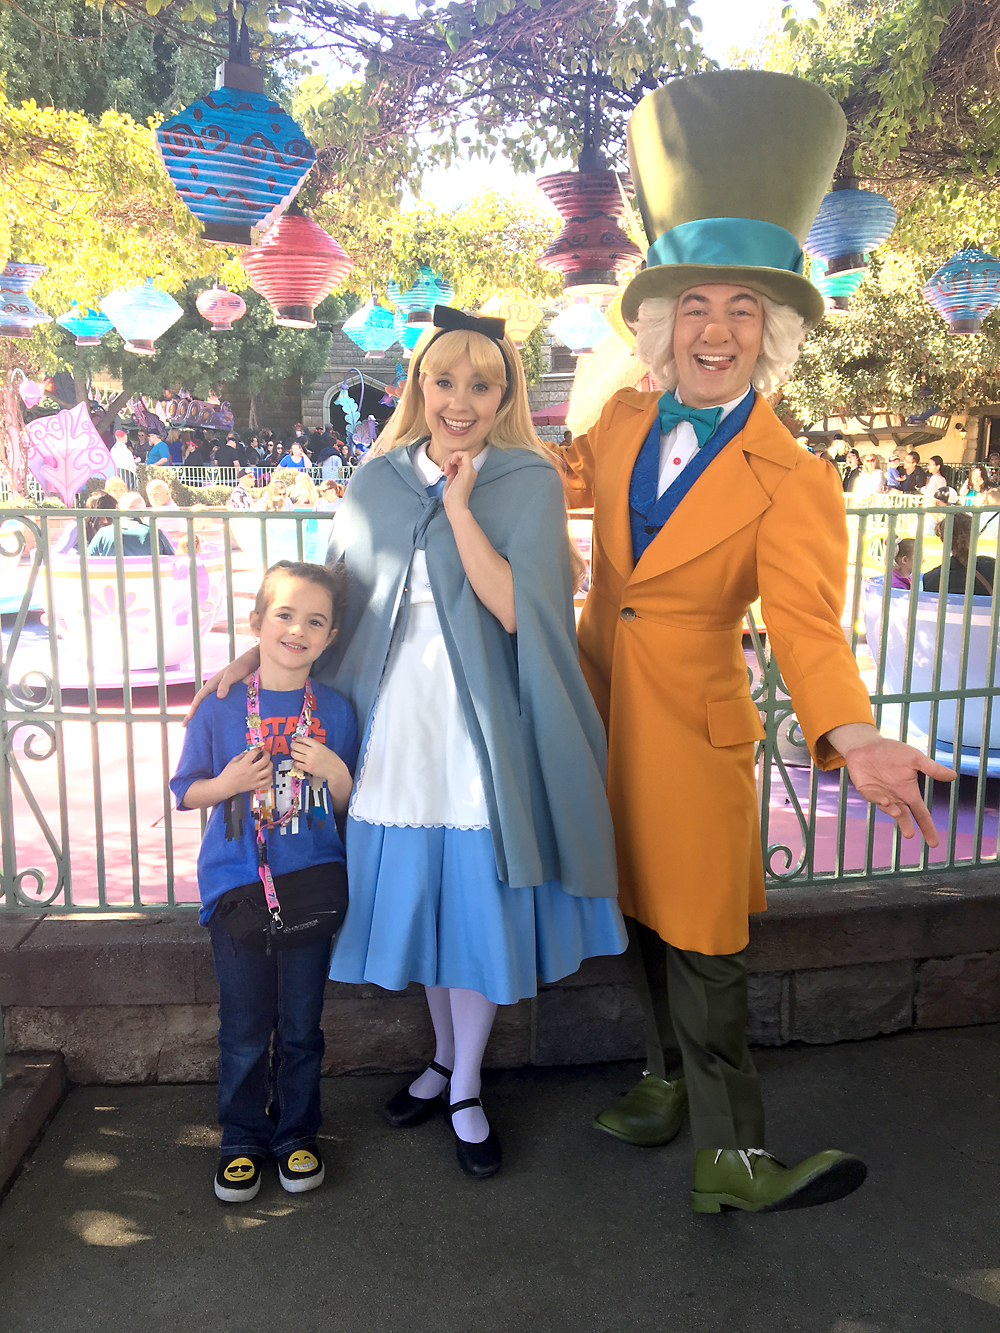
253, 560, 348, 635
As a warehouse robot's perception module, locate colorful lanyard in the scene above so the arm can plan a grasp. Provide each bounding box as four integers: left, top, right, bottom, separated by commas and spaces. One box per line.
245, 669, 316, 922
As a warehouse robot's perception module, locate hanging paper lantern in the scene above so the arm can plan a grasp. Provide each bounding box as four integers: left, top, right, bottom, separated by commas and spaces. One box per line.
922, 247, 1000, 335
0, 262, 52, 339
549, 298, 613, 355
386, 266, 454, 356
804, 179, 897, 277
812, 260, 867, 317
195, 283, 247, 333
343, 298, 398, 358
535, 169, 643, 296
387, 265, 454, 343
239, 208, 352, 328
56, 302, 114, 347
100, 278, 184, 355
156, 69, 315, 247
478, 291, 543, 346
604, 291, 636, 349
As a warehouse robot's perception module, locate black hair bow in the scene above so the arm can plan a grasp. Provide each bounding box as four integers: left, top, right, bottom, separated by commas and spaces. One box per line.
431, 304, 506, 342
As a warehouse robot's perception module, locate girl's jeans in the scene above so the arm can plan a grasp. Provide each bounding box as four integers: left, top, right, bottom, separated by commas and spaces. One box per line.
209, 914, 332, 1157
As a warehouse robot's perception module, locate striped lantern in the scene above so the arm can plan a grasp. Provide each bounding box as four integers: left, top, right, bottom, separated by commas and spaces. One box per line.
156, 66, 315, 247
342, 298, 398, 358
0, 262, 52, 339
812, 261, 867, 318
387, 266, 454, 354
804, 179, 897, 278
239, 208, 353, 328
535, 167, 642, 296
100, 278, 183, 355
56, 302, 114, 347
922, 247, 1000, 335
196, 283, 248, 332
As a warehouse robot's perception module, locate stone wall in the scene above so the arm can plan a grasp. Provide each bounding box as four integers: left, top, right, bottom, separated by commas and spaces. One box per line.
2, 872, 998, 1085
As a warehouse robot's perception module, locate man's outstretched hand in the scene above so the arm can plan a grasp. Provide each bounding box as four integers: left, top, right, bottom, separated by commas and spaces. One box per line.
825, 723, 957, 846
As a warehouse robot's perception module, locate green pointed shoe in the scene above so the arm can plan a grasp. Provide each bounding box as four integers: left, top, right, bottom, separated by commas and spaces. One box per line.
691, 1147, 867, 1214
592, 1072, 688, 1147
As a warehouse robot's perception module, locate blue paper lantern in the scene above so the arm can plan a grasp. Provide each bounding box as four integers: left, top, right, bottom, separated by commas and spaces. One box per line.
343, 298, 398, 359
922, 247, 1000, 335
156, 73, 315, 247
57, 302, 114, 347
387, 265, 454, 354
100, 278, 184, 356
804, 180, 897, 276
549, 298, 612, 355
0, 261, 52, 339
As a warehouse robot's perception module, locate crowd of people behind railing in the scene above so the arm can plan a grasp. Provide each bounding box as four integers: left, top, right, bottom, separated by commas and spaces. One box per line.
819, 441, 999, 506
108, 419, 363, 482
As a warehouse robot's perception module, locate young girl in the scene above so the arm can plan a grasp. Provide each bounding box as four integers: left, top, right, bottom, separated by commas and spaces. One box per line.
171, 561, 357, 1203
891, 538, 914, 589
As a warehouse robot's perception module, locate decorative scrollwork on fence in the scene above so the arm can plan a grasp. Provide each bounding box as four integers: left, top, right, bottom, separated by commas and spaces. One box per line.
745, 612, 813, 884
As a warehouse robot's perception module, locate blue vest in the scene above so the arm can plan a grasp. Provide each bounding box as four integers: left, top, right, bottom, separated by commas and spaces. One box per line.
628, 389, 756, 564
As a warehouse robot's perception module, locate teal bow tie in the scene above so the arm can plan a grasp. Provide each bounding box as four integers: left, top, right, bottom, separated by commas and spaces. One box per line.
657, 394, 724, 449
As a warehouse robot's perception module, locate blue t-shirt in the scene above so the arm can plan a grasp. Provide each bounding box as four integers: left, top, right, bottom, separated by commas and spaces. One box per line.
170, 681, 358, 924
277, 453, 307, 469
146, 441, 170, 465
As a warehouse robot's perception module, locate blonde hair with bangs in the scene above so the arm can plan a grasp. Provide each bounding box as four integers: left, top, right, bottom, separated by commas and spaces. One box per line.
373, 325, 548, 457
632, 293, 808, 397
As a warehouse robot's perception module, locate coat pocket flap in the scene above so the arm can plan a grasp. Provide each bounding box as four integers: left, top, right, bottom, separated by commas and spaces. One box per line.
707, 696, 766, 747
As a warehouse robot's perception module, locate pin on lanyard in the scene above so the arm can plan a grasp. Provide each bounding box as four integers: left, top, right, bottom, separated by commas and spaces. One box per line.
245, 670, 316, 923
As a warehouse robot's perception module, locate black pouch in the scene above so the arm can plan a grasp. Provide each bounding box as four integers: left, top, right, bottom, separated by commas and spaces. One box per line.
215, 861, 348, 952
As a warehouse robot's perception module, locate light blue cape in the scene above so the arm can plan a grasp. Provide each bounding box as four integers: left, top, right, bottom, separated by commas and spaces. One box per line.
318, 442, 618, 899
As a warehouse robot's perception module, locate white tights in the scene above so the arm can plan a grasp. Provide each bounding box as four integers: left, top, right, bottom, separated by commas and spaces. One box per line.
407, 985, 497, 1142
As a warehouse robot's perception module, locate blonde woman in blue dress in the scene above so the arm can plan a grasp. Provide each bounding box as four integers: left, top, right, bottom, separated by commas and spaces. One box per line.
324, 307, 625, 1178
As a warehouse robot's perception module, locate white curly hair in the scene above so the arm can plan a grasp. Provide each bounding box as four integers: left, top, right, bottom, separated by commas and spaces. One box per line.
632, 293, 808, 397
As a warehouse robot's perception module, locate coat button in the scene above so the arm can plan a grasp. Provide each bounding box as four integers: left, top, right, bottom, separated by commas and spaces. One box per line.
620, 606, 636, 622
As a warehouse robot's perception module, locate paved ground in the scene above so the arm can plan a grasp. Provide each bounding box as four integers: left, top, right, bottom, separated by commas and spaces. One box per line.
0, 1026, 997, 1333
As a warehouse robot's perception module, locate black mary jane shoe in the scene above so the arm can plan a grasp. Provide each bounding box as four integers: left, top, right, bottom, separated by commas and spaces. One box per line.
383, 1060, 452, 1128
450, 1097, 502, 1179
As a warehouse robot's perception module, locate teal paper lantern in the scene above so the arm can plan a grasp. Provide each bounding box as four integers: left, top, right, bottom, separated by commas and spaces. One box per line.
100, 279, 184, 355
387, 265, 454, 354
812, 261, 867, 317
343, 298, 398, 358
57, 302, 114, 347
549, 298, 612, 355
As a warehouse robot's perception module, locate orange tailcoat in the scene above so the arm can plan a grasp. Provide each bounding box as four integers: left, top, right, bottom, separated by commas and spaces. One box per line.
565, 389, 874, 955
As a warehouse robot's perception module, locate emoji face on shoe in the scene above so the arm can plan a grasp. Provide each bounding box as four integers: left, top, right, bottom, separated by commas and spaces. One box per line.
223, 1157, 257, 1182
286, 1149, 319, 1173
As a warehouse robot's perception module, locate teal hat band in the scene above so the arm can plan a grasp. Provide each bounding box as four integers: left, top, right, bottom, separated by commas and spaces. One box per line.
646, 217, 805, 277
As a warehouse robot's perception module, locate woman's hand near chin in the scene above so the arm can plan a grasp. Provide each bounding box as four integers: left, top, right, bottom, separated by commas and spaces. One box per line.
183, 645, 261, 725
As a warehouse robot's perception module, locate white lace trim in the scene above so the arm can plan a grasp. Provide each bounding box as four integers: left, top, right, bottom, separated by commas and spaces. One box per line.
349, 814, 490, 831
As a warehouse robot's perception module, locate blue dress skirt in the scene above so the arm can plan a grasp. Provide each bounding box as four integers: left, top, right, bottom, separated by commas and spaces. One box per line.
328, 542, 626, 1006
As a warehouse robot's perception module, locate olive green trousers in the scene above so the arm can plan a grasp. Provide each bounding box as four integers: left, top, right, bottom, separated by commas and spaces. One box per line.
624, 916, 766, 1151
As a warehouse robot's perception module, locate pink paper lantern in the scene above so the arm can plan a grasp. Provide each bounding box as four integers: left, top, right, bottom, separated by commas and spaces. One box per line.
23, 401, 115, 505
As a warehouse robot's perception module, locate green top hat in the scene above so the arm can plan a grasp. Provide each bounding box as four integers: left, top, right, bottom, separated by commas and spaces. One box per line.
622, 70, 846, 328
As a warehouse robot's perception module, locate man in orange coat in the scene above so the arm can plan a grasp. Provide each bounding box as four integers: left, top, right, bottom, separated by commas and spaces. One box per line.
563, 71, 956, 1214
